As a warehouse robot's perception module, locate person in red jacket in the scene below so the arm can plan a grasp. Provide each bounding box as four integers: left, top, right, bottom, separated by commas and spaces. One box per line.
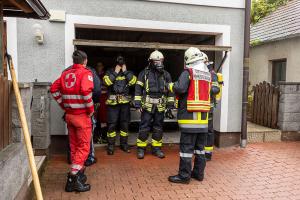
50, 50, 93, 192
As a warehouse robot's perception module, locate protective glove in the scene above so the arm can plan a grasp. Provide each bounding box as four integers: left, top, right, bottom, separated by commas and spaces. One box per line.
165, 108, 175, 119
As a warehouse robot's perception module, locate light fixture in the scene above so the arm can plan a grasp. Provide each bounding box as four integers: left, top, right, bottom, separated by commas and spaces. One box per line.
32, 23, 44, 44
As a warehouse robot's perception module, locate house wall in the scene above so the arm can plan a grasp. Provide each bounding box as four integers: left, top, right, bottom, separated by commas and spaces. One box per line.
15, 0, 245, 133
250, 37, 300, 86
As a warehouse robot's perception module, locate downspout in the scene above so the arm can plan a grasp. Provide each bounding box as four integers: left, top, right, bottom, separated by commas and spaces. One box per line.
241, 0, 251, 148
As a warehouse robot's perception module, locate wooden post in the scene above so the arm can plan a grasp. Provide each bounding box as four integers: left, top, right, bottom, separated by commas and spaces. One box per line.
0, 0, 3, 75
7, 55, 43, 200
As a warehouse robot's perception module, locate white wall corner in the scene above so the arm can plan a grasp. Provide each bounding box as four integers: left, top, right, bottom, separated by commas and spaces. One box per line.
4, 17, 18, 80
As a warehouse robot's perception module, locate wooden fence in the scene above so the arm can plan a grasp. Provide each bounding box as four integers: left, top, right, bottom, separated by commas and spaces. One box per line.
0, 74, 12, 151
251, 81, 280, 129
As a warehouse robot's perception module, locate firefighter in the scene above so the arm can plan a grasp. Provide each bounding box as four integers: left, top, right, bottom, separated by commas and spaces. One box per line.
103, 56, 137, 155
204, 56, 223, 161
50, 50, 93, 192
134, 50, 175, 159
168, 47, 220, 184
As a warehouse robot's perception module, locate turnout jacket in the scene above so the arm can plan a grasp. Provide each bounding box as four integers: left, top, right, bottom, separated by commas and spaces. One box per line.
134, 67, 175, 113
50, 64, 94, 115
87, 66, 101, 104
169, 69, 219, 133
103, 68, 137, 105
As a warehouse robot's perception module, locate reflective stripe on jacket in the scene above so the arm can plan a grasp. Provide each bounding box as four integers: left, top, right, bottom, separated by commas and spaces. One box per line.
103, 68, 136, 105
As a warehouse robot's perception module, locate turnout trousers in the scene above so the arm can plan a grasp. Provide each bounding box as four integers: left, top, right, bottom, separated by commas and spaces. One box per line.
65, 113, 92, 173
205, 111, 214, 154
107, 104, 130, 145
179, 132, 207, 179
137, 108, 164, 148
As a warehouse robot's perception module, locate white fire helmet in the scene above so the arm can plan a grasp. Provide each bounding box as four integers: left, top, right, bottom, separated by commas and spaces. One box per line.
184, 47, 206, 65
149, 50, 164, 61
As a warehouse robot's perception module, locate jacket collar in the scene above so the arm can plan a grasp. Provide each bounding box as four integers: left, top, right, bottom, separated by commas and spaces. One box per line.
72, 64, 85, 69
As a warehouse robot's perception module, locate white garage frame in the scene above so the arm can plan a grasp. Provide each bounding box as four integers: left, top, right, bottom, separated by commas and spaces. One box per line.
65, 15, 231, 132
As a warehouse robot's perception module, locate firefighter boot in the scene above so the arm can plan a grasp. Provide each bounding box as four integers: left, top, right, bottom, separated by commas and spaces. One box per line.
107, 136, 115, 155
137, 147, 145, 159
107, 144, 114, 155
65, 173, 91, 192
205, 152, 212, 161
191, 154, 206, 181
168, 175, 190, 184
152, 147, 165, 159
120, 136, 131, 153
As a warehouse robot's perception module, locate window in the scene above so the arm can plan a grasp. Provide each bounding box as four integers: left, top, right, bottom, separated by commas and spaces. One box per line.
272, 59, 286, 85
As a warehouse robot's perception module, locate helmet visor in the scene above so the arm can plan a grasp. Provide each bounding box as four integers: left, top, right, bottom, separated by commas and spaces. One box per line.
152, 60, 164, 68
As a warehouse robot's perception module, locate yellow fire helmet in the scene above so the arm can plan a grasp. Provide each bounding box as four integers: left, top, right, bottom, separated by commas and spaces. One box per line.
184, 47, 206, 64
149, 50, 164, 61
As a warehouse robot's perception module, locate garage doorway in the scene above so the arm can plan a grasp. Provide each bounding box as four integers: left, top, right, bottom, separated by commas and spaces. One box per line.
74, 27, 216, 80
74, 27, 223, 135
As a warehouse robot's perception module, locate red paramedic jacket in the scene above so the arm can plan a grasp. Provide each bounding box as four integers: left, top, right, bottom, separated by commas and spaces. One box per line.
50, 64, 94, 115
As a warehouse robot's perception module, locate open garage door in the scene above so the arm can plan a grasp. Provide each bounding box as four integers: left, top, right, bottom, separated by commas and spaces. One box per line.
73, 27, 231, 127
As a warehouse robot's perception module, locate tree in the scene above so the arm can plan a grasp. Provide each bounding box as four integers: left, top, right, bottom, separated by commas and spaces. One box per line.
251, 0, 289, 24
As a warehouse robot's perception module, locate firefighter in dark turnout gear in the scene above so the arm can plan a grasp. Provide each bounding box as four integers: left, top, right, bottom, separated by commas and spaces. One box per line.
205, 62, 223, 161
168, 47, 220, 184
103, 56, 137, 155
134, 50, 175, 159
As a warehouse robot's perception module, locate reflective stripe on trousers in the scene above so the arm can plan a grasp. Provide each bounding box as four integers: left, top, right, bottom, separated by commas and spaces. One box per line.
107, 131, 116, 138
120, 131, 128, 137
152, 139, 162, 147
194, 150, 205, 155
137, 139, 147, 147
179, 152, 193, 158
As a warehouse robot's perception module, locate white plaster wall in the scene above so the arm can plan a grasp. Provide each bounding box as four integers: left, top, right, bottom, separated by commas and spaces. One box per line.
16, 0, 245, 134
4, 17, 18, 80
250, 37, 300, 86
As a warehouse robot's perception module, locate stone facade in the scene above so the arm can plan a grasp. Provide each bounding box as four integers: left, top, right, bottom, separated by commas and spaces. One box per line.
31, 82, 51, 150
0, 83, 33, 200
278, 83, 300, 132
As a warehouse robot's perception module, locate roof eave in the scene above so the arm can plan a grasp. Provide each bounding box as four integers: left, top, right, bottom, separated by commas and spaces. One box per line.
250, 33, 300, 47
3, 0, 50, 20
25, 0, 50, 19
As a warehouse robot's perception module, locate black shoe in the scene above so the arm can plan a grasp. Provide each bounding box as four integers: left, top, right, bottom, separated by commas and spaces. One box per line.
120, 144, 131, 153
152, 148, 165, 159
107, 145, 114, 155
137, 148, 145, 159
168, 175, 190, 184
77, 169, 87, 183
191, 172, 204, 181
205, 153, 212, 161
84, 158, 97, 167
65, 173, 91, 192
